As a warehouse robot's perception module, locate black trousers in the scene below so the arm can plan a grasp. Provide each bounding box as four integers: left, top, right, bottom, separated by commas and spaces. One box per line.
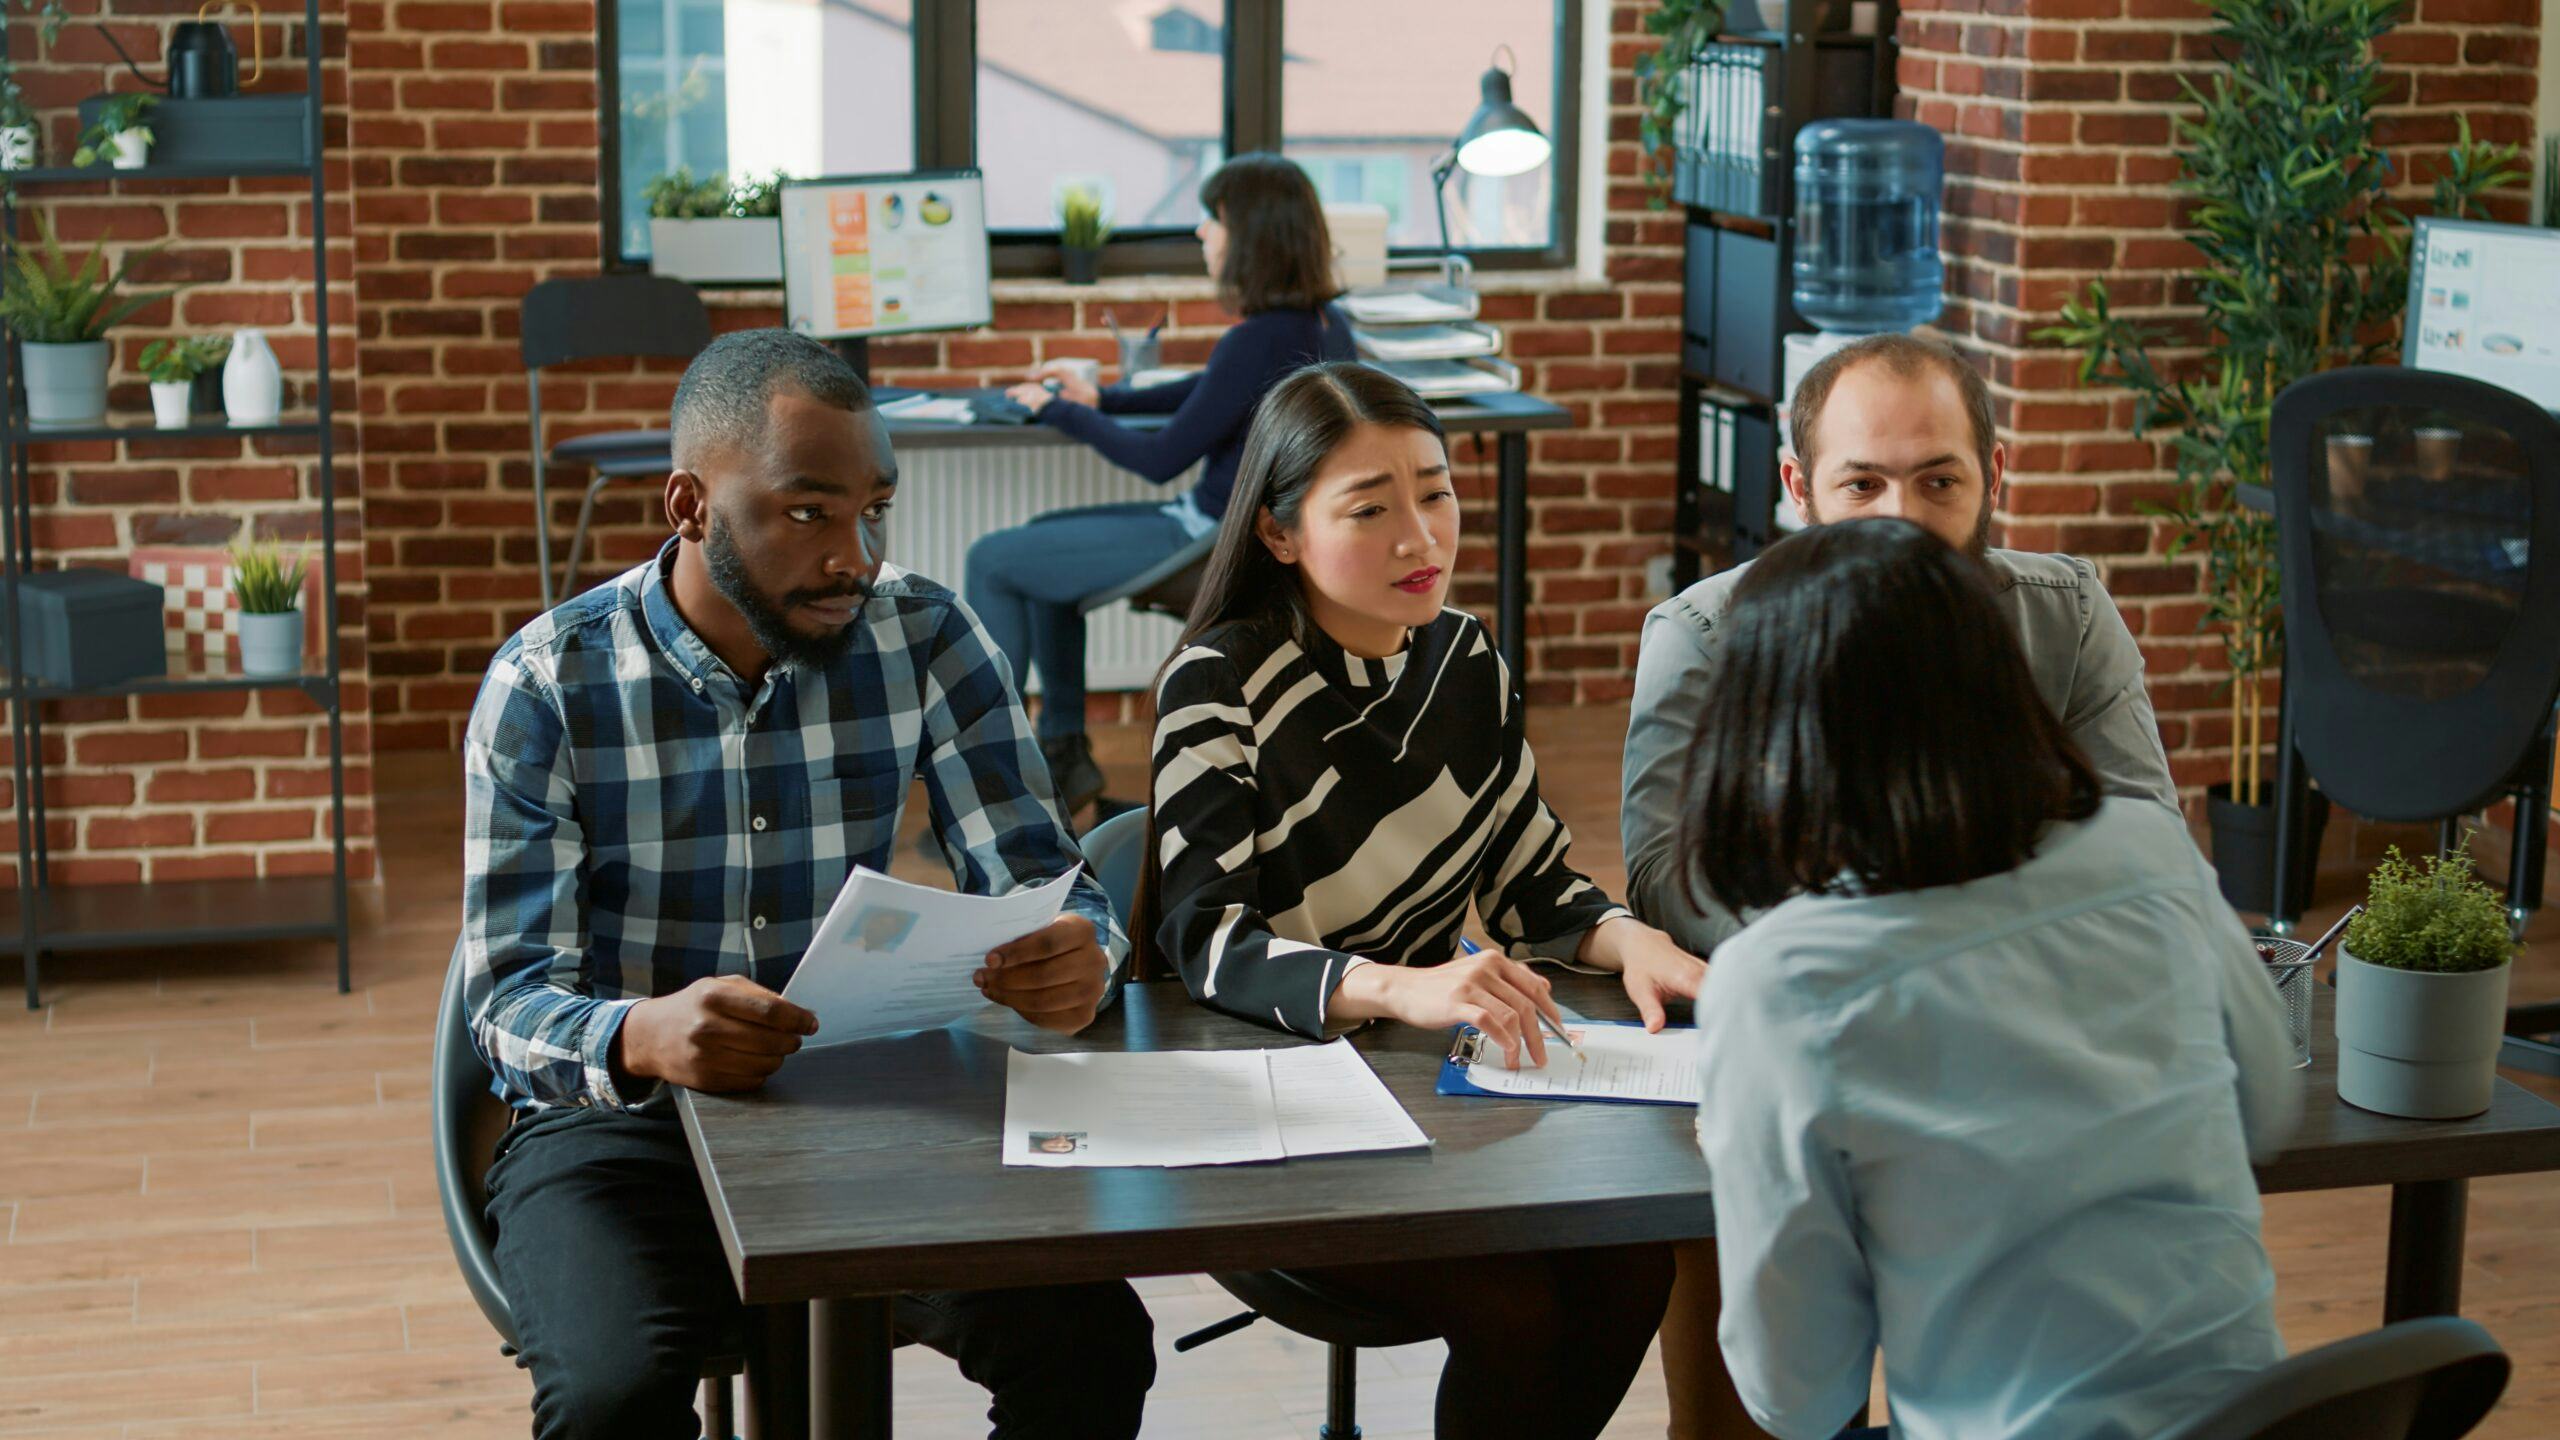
486, 1105, 1156, 1440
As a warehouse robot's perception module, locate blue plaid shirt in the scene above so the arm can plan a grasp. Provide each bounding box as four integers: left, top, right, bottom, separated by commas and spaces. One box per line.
463, 540, 1124, 1112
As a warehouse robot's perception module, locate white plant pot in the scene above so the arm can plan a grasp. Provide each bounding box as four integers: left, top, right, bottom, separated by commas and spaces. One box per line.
234, 608, 303, 677
110, 131, 150, 169
2334, 945, 2513, 1119
149, 380, 192, 429
20, 340, 110, 427
0, 125, 35, 170
647, 216, 782, 284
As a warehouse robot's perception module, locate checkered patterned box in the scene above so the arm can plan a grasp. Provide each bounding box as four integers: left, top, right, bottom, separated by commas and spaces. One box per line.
128, 547, 323, 669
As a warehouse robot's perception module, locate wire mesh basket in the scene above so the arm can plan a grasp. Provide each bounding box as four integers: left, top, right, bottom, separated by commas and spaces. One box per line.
2254, 935, 2316, 1070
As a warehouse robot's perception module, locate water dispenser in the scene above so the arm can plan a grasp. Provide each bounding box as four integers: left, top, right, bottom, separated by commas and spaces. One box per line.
1792, 119, 1945, 334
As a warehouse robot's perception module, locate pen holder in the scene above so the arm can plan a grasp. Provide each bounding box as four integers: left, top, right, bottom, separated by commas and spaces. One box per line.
2257, 936, 2315, 1070
1116, 333, 1160, 381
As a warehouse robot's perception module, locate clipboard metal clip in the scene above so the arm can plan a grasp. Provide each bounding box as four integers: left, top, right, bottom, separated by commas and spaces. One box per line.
1446, 1028, 1487, 1069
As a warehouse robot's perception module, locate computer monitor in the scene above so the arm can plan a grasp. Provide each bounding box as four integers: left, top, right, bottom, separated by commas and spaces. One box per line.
779, 168, 993, 355
2405, 216, 2560, 413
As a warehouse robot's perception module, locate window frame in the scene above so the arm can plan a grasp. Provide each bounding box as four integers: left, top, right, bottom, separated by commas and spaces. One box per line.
597, 0, 1580, 278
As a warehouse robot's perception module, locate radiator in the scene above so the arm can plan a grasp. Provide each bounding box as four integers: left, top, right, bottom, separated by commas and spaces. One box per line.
888, 447, 1196, 695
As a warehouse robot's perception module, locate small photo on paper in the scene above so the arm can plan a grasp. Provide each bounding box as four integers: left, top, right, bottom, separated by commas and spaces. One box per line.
849, 904, 920, 953
1031, 1131, 1087, 1155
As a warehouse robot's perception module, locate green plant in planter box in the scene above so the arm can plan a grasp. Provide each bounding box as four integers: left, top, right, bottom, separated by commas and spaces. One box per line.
138, 334, 229, 383
0, 210, 177, 343
728, 170, 789, 219
644, 167, 731, 220
227, 540, 307, 615
71, 91, 155, 168
2342, 845, 2516, 974
1059, 185, 1110, 251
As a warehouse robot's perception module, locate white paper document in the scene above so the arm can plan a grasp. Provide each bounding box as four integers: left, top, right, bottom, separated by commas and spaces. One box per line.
1002, 1040, 1429, 1167
782, 865, 1080, 1046
876, 393, 977, 424
1458, 1024, 1702, 1105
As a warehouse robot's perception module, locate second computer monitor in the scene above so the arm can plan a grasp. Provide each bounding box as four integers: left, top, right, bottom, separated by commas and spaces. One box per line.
780, 168, 993, 343
2405, 216, 2560, 413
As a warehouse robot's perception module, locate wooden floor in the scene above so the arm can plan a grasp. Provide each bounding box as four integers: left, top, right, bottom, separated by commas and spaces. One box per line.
2, 705, 2556, 1439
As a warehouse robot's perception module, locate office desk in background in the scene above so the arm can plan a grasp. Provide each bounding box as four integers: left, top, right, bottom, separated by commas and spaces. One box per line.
675, 976, 2560, 1440
882, 390, 1570, 680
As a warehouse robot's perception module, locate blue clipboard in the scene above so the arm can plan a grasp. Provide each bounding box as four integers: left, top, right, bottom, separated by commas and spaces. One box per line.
1435, 1018, 1698, 1107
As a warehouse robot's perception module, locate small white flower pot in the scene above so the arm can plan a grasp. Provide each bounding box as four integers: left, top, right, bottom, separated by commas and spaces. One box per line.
2334, 945, 2513, 1120
110, 131, 150, 170
234, 608, 304, 677
150, 380, 193, 429
0, 125, 35, 170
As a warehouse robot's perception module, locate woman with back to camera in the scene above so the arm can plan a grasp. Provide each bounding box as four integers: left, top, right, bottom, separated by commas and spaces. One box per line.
1682, 518, 2304, 1440
1133, 361, 1707, 1440
966, 154, 1355, 819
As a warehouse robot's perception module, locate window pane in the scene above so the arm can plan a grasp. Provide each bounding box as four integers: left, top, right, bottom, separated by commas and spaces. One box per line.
1282, 0, 1561, 250
615, 0, 914, 262
973, 0, 1224, 233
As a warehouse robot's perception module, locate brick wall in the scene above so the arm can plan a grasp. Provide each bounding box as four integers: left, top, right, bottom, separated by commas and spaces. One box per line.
1897, 0, 2538, 804
2, 2, 372, 886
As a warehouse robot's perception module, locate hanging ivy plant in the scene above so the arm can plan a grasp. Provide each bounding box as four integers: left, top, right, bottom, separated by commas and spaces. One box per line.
1633, 0, 1727, 205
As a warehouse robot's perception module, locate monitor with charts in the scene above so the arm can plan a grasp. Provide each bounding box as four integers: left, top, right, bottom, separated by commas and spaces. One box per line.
2405, 216, 2560, 413
779, 168, 993, 343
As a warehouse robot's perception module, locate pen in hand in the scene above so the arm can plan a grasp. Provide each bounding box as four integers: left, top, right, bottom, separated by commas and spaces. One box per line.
1459, 936, 1582, 1065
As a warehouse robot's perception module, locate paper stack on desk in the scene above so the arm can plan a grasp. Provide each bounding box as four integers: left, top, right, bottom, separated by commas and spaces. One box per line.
1002, 1039, 1430, 1168
783, 865, 1080, 1047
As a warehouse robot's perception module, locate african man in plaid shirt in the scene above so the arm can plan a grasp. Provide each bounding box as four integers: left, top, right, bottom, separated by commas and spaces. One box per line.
463, 330, 1155, 1440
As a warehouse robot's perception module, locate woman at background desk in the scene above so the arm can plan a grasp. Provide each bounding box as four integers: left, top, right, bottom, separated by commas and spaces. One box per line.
969, 153, 1355, 819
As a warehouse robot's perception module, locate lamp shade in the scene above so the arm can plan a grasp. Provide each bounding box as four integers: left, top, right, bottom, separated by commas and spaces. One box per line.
1454, 64, 1551, 177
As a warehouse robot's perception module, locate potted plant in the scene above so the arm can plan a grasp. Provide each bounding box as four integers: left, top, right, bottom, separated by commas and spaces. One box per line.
73, 91, 155, 169
137, 335, 228, 428
1632, 0, 1725, 204
227, 539, 307, 677
2335, 844, 2517, 1119
0, 211, 178, 426
2039, 0, 2519, 914
1058, 184, 1110, 285
644, 167, 786, 285
0, 72, 35, 170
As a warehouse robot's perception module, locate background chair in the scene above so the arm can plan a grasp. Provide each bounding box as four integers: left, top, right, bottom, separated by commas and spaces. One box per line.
1074, 533, 1218, 819
2150, 1316, 2507, 1440
433, 937, 747, 1439
2267, 366, 2560, 1077
520, 275, 715, 611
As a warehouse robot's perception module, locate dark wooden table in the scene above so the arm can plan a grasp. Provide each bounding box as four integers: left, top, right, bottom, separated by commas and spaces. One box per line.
676, 975, 2560, 1439
879, 390, 1572, 678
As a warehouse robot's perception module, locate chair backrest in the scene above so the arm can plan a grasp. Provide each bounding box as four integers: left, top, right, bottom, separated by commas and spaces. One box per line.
519, 275, 715, 373
1082, 807, 1150, 928
2149, 1317, 2508, 1440
433, 935, 521, 1349
2270, 366, 2560, 821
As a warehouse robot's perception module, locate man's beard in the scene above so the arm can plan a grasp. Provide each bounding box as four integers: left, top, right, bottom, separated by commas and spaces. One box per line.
703, 513, 871, 671
1803, 492, 1995, 559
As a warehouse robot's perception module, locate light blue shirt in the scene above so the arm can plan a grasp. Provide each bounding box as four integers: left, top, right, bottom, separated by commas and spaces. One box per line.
1693, 799, 2304, 1440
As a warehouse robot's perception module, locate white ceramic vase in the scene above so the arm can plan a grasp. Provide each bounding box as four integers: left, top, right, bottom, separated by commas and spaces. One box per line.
223, 328, 283, 426
0, 125, 35, 170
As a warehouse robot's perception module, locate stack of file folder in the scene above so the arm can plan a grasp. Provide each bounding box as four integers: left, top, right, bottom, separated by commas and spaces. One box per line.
1341, 256, 1522, 400
1675, 44, 1778, 217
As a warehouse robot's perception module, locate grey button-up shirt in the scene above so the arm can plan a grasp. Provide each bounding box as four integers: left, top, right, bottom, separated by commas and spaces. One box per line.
1622, 547, 2179, 954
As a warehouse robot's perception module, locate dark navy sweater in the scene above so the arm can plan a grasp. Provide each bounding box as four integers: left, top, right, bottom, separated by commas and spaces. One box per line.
1037, 303, 1355, 520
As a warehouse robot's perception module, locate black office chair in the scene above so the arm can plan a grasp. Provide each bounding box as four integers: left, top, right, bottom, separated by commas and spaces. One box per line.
2266, 367, 2560, 1077
1073, 533, 1217, 820
520, 276, 715, 610
432, 938, 747, 1439
2150, 1316, 2508, 1440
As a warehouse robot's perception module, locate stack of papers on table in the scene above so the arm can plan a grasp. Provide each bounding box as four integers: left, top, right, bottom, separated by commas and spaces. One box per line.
1003, 1039, 1430, 1167
876, 393, 977, 424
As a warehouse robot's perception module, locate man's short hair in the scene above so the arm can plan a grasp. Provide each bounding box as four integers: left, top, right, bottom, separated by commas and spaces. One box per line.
1788, 333, 1997, 482
670, 329, 872, 467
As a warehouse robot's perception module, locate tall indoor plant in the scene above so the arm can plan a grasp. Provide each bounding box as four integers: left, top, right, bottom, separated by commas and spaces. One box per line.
2040, 0, 2518, 909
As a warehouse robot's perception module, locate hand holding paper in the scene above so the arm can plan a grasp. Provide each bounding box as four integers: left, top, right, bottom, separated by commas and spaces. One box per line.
784, 865, 1083, 1046
976, 912, 1111, 1034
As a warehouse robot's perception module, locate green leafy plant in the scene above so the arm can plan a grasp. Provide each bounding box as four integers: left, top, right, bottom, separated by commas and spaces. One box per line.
1632, 0, 1727, 205
2036, 0, 2520, 809
227, 540, 307, 615
137, 334, 229, 384
1058, 184, 1110, 250
0, 1, 76, 159
71, 91, 154, 168
644, 166, 731, 220
2343, 843, 2516, 974
0, 210, 178, 344
728, 170, 789, 219
0, 72, 32, 132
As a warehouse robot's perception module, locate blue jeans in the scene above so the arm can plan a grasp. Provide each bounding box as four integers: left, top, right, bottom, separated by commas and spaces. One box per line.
964, 501, 1194, 741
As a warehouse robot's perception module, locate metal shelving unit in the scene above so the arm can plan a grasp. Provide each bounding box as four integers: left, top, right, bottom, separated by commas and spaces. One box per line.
1668, 0, 1900, 588
0, 0, 348, 1006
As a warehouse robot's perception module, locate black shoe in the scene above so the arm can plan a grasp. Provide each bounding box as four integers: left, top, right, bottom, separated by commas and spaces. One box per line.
1039, 732, 1107, 817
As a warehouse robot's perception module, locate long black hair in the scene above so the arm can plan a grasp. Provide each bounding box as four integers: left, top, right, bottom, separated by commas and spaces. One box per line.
1198, 153, 1340, 315
1127, 361, 1444, 977
1680, 518, 2102, 917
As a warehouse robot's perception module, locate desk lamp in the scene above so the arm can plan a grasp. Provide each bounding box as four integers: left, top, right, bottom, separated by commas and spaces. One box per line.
1432, 44, 1553, 266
